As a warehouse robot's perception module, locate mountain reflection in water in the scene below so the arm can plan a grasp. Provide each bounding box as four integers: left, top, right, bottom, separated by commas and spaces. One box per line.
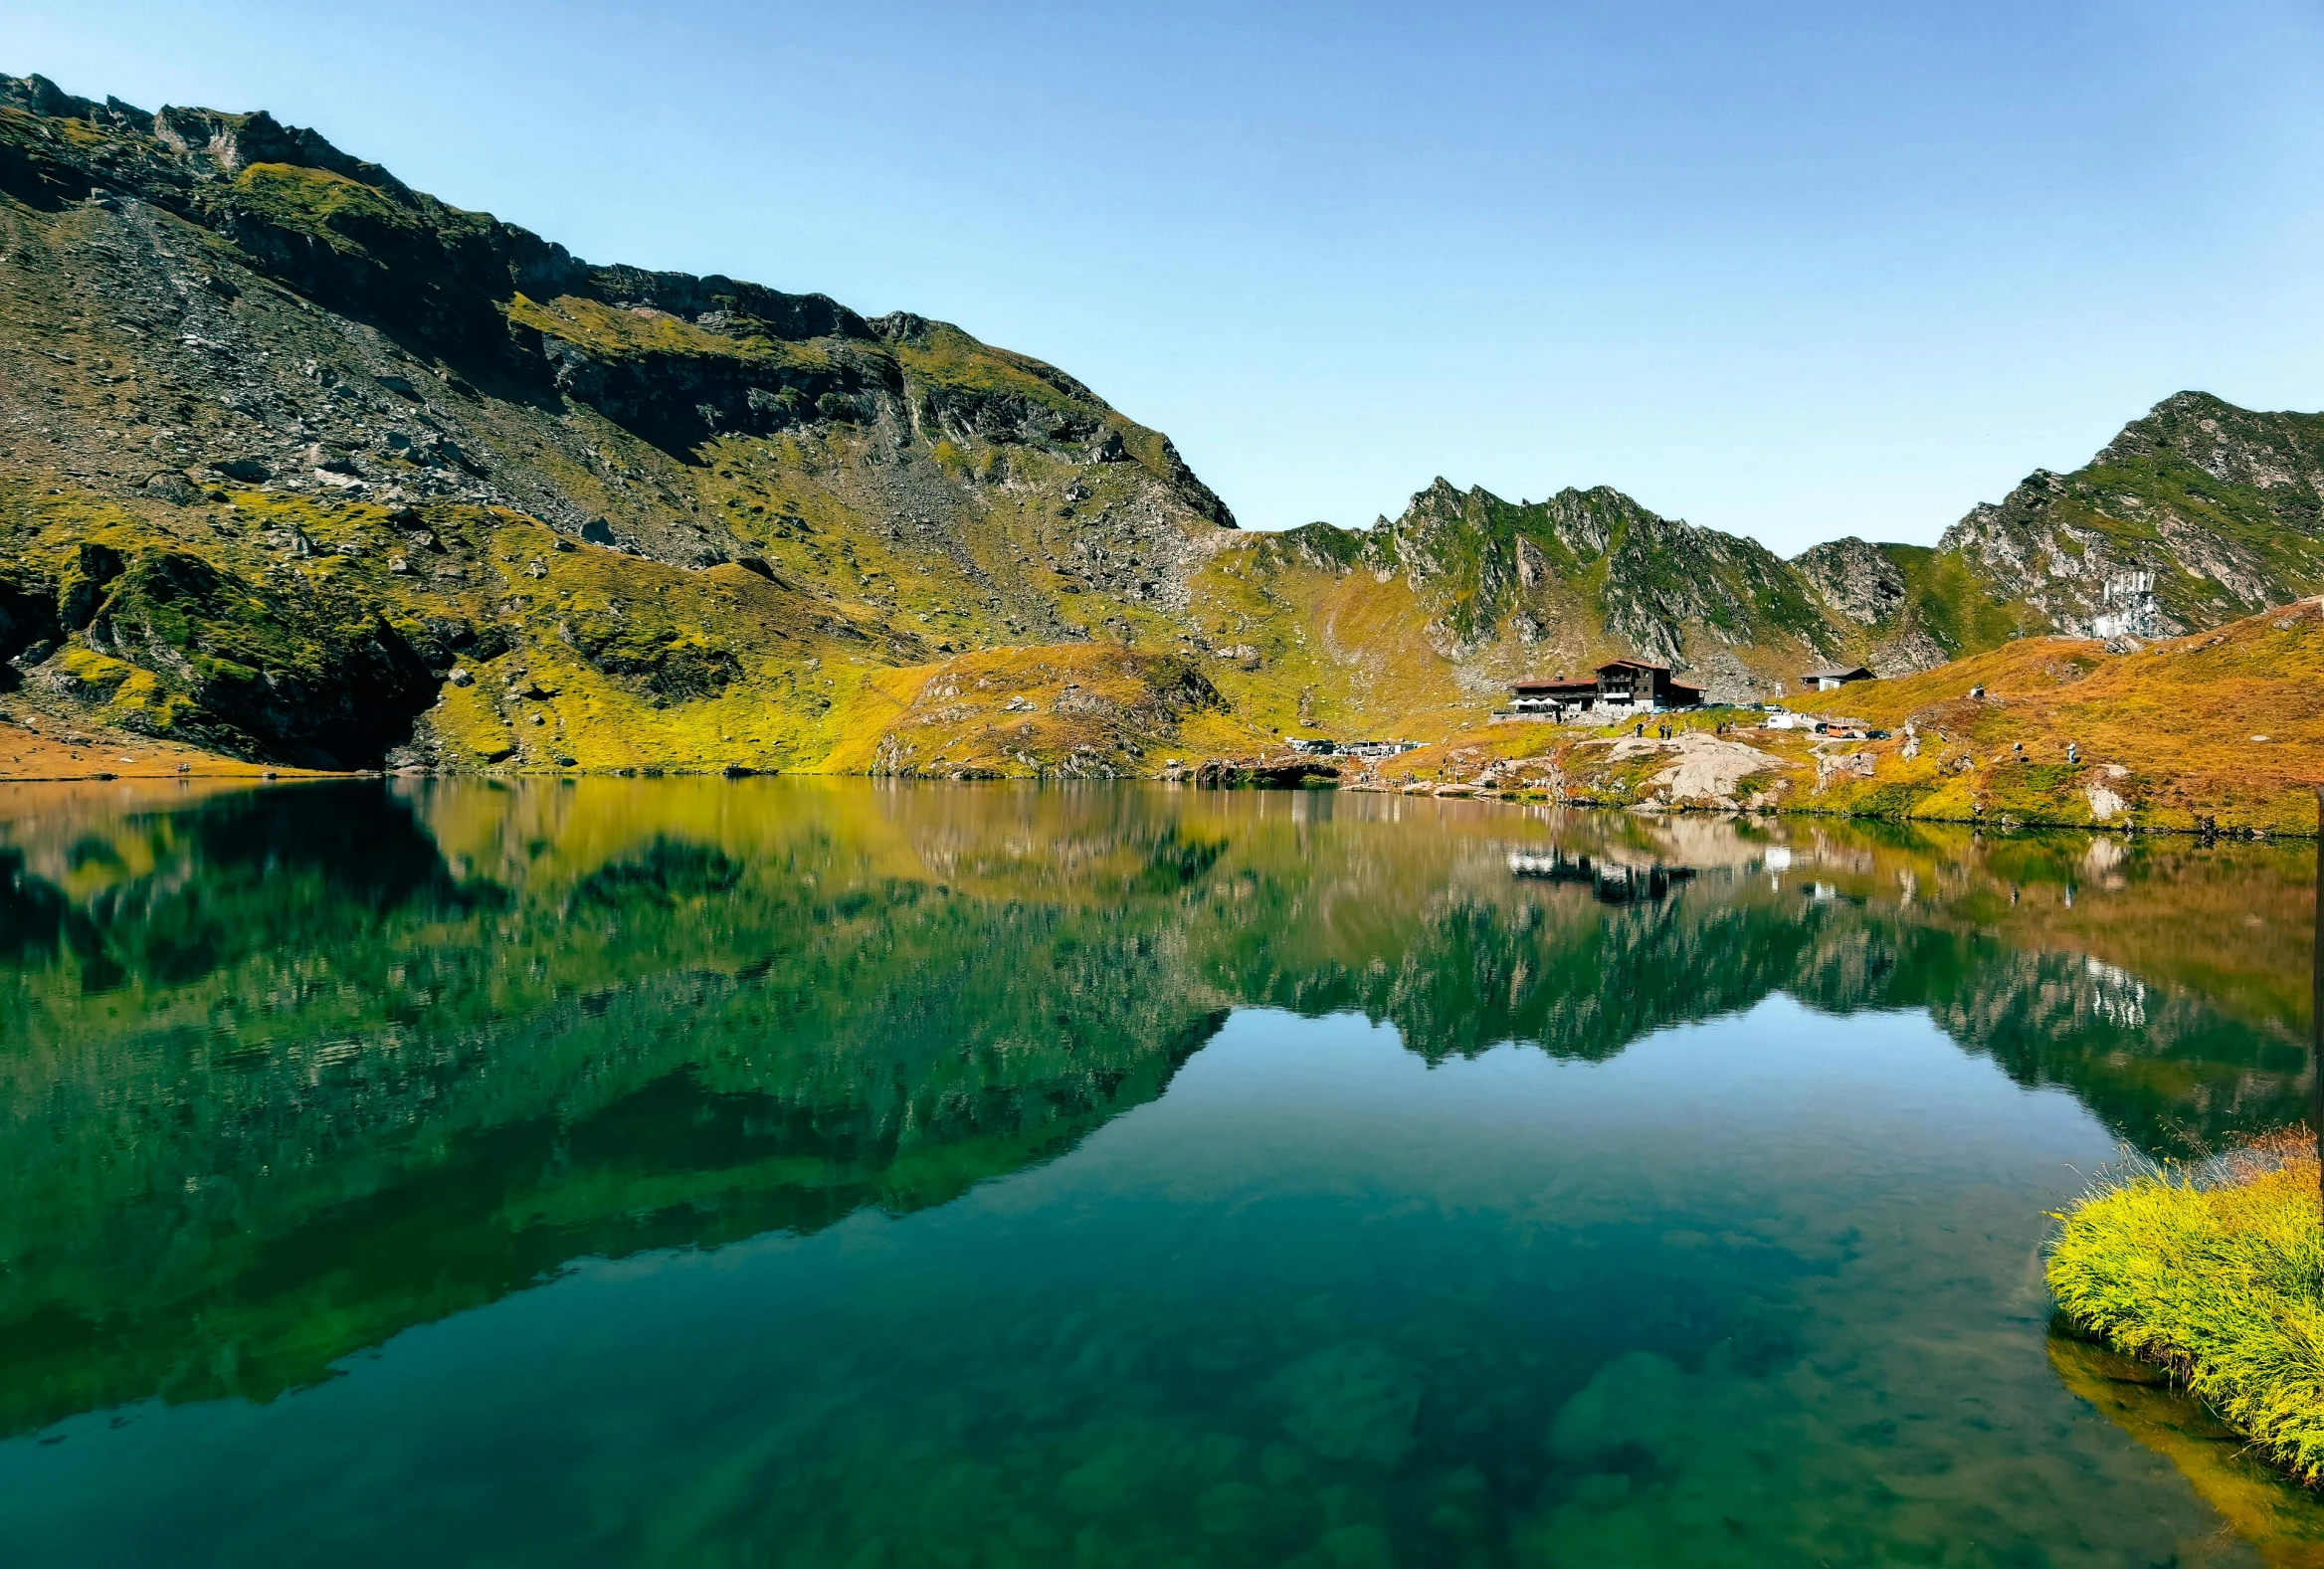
0, 778, 2312, 1464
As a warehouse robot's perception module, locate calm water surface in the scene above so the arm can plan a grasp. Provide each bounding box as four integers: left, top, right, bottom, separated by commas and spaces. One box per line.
0, 779, 2319, 1566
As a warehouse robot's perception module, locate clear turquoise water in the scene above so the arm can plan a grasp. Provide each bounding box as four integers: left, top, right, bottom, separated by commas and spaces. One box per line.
0, 779, 2315, 1565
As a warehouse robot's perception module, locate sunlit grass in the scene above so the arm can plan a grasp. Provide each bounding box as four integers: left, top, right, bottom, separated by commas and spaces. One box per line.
2049, 1131, 2324, 1483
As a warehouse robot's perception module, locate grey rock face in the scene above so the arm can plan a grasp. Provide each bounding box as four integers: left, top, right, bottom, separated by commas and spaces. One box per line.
1866, 629, 1951, 679
1794, 537, 1905, 627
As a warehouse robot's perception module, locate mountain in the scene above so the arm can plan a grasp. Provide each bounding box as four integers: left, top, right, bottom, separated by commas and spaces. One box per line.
3, 73, 2323, 776
1220, 481, 1868, 710
0, 75, 1243, 770
1778, 392, 2324, 678
1930, 392, 2324, 639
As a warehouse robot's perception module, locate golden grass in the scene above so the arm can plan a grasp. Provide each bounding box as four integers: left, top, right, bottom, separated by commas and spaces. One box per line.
0, 716, 329, 781
502, 294, 817, 366
817, 643, 1265, 777
1344, 603, 2324, 833
2049, 1132, 2324, 1484
1796, 603, 2324, 832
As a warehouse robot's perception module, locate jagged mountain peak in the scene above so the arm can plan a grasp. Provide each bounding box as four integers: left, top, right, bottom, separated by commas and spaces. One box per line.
2093, 389, 2324, 491
0, 73, 150, 131
2, 73, 408, 196
1792, 537, 1907, 629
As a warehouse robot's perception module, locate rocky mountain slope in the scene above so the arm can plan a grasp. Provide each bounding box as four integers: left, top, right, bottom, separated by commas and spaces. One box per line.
1203, 481, 1850, 716
1930, 392, 2324, 641
1160, 393, 2324, 736
0, 74, 1242, 770
4, 73, 2323, 775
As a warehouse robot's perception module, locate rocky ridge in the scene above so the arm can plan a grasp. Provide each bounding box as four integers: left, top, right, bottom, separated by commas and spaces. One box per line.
1935, 392, 2324, 641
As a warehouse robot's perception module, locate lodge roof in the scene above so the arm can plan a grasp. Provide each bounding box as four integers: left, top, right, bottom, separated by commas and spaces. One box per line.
1800, 665, 1873, 682
1595, 658, 1669, 674
1510, 678, 1599, 693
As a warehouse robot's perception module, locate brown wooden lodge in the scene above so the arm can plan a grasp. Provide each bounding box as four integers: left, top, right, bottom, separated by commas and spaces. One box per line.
1505, 659, 1705, 719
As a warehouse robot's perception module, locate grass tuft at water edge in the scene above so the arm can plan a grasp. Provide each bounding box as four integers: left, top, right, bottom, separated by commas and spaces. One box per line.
2048, 1131, 2324, 1484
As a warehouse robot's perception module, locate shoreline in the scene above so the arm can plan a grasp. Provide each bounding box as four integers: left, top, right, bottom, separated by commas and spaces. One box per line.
4, 757, 2309, 841
1336, 780, 2319, 839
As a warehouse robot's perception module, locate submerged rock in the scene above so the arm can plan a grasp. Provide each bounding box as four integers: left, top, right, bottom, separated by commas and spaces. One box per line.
1274, 1341, 1424, 1470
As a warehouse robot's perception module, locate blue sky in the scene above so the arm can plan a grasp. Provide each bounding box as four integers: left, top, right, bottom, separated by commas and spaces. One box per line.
8, 1, 2322, 552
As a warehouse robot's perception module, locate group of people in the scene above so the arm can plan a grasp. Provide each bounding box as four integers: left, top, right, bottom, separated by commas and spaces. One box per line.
1630, 719, 1750, 739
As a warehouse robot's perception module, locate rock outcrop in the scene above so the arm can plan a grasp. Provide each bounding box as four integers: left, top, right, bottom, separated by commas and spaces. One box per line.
1796, 537, 1905, 627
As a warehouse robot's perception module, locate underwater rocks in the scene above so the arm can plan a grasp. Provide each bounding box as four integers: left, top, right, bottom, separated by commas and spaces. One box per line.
1273, 1342, 1425, 1470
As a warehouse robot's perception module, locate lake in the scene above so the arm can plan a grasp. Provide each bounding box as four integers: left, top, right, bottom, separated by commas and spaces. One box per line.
1, 778, 2319, 1567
